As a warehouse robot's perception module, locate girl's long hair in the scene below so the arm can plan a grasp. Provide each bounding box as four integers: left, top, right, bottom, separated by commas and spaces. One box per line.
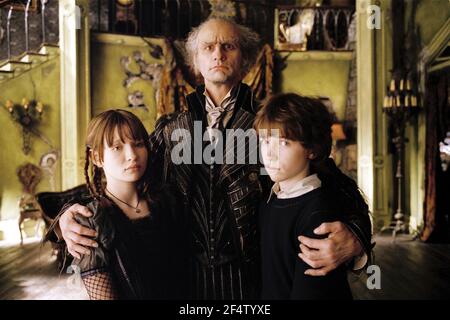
84, 109, 150, 199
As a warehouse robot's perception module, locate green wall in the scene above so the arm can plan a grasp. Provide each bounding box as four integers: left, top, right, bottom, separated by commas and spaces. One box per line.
90, 35, 164, 134
0, 58, 61, 222
414, 0, 450, 46
279, 52, 352, 120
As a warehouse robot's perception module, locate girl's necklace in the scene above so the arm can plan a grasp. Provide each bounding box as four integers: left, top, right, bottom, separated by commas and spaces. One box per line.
105, 188, 141, 214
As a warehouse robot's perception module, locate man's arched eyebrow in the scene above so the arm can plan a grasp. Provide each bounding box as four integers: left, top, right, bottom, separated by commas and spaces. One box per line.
200, 41, 215, 46
201, 39, 239, 46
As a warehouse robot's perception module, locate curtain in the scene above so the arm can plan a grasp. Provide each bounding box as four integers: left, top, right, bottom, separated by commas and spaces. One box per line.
421, 73, 449, 242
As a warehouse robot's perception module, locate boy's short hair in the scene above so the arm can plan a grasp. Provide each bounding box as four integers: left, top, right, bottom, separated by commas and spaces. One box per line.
254, 93, 333, 164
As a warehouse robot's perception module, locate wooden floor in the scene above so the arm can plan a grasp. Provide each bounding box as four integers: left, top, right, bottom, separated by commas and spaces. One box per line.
0, 239, 88, 300
1, 234, 449, 300
349, 234, 450, 299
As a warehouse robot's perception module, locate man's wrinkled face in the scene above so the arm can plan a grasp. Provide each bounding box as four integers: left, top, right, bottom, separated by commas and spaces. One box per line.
194, 19, 243, 85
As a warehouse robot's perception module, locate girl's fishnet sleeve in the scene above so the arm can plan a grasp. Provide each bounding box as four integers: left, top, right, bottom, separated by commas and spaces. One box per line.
82, 271, 118, 300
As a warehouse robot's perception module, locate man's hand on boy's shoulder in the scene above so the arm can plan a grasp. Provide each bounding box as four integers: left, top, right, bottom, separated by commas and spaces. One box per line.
59, 203, 98, 259
297, 221, 363, 276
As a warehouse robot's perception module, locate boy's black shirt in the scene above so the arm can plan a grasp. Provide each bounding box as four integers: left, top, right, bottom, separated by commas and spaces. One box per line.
260, 186, 353, 300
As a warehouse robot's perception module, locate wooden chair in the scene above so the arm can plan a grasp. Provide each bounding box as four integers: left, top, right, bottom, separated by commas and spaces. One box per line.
18, 193, 47, 244
16, 163, 45, 244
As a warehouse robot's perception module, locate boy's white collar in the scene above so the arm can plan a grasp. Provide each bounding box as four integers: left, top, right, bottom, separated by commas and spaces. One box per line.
267, 173, 322, 203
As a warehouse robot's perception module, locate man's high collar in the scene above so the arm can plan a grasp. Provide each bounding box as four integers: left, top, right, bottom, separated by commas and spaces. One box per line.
203, 85, 239, 109
190, 82, 255, 119
203, 84, 239, 108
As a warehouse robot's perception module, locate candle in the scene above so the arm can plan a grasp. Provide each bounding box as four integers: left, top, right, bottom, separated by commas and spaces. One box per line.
411, 95, 417, 107
383, 96, 389, 108
36, 102, 43, 113
22, 98, 29, 110
400, 79, 404, 91
406, 79, 412, 91
5, 100, 13, 113
396, 95, 401, 107
405, 94, 410, 107
390, 79, 396, 92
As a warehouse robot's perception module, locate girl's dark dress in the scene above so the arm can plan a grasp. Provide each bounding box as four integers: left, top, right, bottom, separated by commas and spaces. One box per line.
74, 186, 189, 300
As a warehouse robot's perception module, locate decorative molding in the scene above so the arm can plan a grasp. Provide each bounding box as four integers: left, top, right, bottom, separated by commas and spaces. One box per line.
59, 0, 79, 189
278, 51, 353, 61
428, 58, 450, 74
418, 18, 450, 93
419, 18, 450, 67
59, 0, 90, 189
91, 33, 165, 52
376, 0, 393, 227
356, 0, 376, 216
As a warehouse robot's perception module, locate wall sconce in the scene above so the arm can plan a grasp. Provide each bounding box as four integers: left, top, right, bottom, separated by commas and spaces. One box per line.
4, 98, 44, 155
383, 76, 419, 110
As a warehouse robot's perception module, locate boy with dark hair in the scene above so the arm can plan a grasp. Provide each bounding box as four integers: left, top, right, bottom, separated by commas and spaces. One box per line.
255, 93, 359, 299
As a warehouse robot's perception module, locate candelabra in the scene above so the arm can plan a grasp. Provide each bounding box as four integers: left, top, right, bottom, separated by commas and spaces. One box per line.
4, 99, 44, 155
381, 76, 421, 241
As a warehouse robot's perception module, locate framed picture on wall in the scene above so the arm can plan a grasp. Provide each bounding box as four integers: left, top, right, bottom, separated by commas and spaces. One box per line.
0, 0, 40, 12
